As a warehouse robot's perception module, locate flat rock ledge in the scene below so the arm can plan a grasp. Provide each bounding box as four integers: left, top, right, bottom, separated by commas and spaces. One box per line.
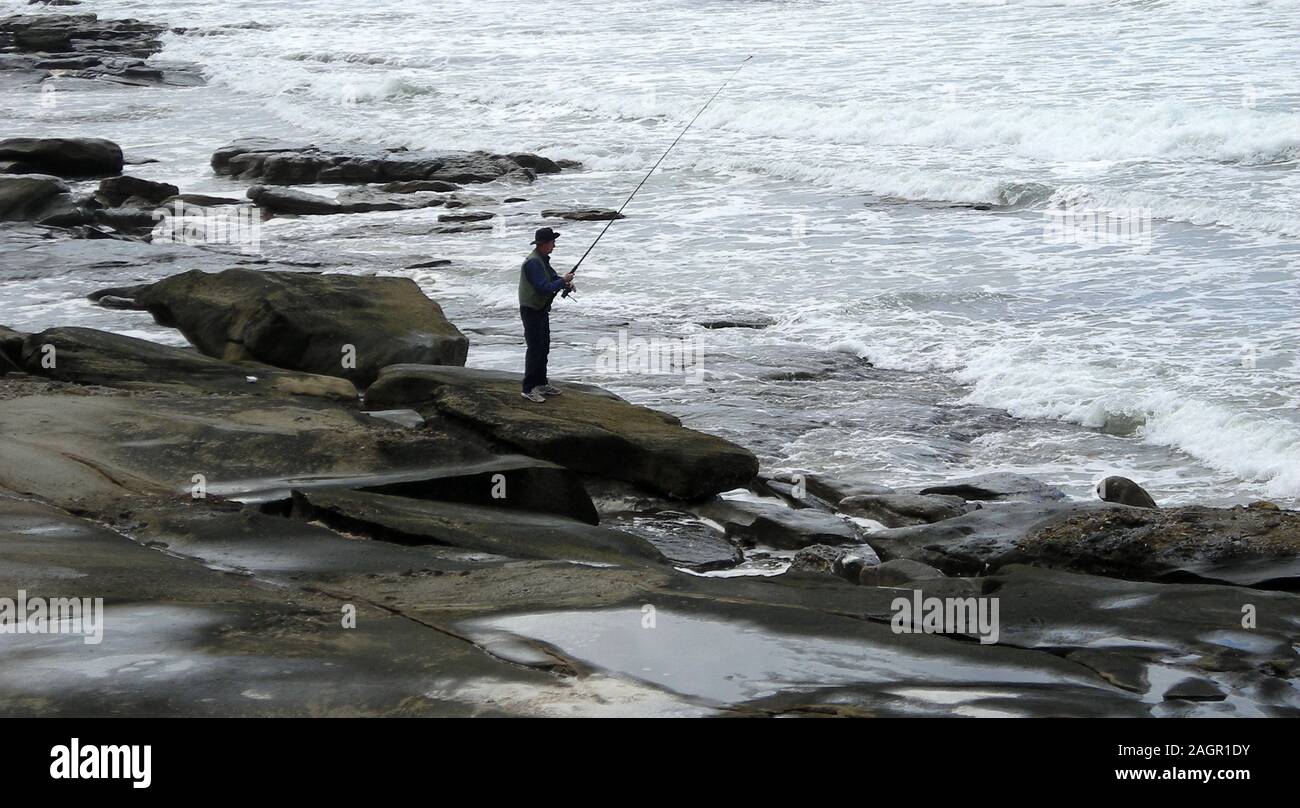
366, 364, 760, 500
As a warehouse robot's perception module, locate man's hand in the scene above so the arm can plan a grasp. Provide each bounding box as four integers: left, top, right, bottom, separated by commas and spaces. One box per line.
562, 271, 576, 285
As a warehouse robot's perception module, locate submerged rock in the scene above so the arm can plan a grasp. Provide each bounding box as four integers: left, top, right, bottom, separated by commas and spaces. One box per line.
918, 472, 1067, 503
334, 187, 446, 214
839, 493, 968, 528
164, 193, 242, 207
365, 364, 759, 499
116, 268, 469, 388
697, 318, 773, 330
693, 498, 867, 551
380, 179, 459, 193
596, 512, 742, 571
800, 470, 897, 502
542, 208, 625, 221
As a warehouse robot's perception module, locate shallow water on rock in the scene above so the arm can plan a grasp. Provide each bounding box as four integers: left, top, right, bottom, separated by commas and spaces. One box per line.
461, 605, 1099, 709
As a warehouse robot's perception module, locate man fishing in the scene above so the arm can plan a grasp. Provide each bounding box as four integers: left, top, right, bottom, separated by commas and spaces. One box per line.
519, 226, 575, 402
515, 56, 751, 404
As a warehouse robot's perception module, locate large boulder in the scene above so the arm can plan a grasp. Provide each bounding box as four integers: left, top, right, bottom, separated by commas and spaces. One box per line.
0, 136, 123, 178
365, 365, 759, 499
0, 173, 70, 220
116, 268, 469, 388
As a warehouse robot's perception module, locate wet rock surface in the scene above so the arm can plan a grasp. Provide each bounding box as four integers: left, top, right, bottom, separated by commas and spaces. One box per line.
542, 207, 625, 221
366, 364, 760, 499
839, 492, 969, 527
858, 558, 947, 587
18, 325, 358, 399
861, 499, 1300, 589
916, 472, 1068, 503
693, 497, 867, 550
1024, 505, 1300, 587
292, 488, 665, 567
2, 354, 1298, 715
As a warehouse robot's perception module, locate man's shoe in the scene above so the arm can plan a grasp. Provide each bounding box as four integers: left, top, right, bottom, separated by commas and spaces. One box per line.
535, 384, 563, 396
521, 389, 547, 403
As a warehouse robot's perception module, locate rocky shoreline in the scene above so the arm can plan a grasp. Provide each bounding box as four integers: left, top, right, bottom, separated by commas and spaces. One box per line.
2, 10, 1298, 717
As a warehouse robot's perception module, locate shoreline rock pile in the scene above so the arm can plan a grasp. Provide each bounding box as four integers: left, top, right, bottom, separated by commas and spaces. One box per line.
3, 250, 1294, 716
0, 11, 1296, 715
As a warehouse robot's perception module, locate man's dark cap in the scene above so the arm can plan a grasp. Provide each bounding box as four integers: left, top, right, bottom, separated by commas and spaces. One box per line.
532, 227, 560, 245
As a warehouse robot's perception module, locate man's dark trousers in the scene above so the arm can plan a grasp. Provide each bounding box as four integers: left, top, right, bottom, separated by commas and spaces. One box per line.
520, 305, 550, 392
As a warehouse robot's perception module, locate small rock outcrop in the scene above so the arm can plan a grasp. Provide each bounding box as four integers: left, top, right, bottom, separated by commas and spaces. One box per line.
105, 269, 469, 388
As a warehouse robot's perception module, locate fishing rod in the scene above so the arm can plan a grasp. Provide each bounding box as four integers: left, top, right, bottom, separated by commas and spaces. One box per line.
562, 54, 753, 299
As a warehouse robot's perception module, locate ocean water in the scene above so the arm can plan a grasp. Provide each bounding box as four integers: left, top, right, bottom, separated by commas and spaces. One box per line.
4, 0, 1299, 505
